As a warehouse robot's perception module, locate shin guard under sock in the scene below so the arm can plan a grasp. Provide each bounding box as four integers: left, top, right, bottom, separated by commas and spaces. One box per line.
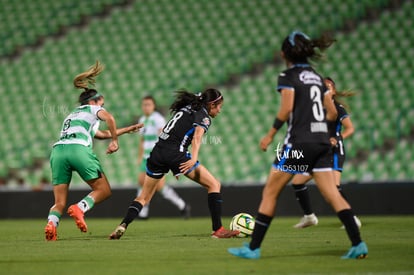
337, 209, 362, 246
121, 201, 143, 227
250, 213, 273, 250
293, 184, 313, 215
208, 193, 223, 231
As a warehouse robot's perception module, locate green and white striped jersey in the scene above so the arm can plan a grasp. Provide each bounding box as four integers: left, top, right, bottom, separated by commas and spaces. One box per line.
138, 111, 165, 159
54, 105, 103, 148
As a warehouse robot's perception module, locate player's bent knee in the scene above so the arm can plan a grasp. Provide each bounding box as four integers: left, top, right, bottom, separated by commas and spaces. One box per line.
206, 180, 221, 192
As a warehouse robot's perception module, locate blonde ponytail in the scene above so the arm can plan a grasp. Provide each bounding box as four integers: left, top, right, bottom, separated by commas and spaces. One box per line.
73, 60, 104, 89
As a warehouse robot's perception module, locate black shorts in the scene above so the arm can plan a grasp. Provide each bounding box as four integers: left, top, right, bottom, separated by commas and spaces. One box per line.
332, 144, 345, 172
146, 145, 199, 179
272, 143, 332, 174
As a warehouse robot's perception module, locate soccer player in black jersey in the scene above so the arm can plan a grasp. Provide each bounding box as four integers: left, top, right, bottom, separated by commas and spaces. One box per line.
228, 31, 368, 259
109, 88, 240, 239
292, 77, 361, 229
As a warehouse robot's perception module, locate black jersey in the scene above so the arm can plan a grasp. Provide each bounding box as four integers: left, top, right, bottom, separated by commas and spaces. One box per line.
277, 64, 330, 144
157, 105, 211, 152
329, 101, 349, 141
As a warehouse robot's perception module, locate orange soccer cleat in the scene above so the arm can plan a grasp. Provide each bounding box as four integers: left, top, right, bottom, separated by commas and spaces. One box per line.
67, 204, 88, 233
44, 221, 57, 241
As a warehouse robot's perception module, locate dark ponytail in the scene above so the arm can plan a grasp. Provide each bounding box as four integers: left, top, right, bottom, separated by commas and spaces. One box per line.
170, 88, 223, 113
282, 31, 336, 64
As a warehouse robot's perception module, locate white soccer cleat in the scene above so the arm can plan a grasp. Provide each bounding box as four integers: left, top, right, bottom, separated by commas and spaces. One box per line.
294, 214, 319, 229
109, 224, 126, 240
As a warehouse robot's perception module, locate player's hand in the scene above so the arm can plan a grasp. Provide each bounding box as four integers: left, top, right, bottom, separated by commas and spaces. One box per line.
127, 123, 144, 133
107, 140, 119, 154
329, 137, 337, 147
260, 135, 273, 151
179, 159, 197, 174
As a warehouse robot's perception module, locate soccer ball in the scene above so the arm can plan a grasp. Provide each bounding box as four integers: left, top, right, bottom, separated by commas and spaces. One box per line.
230, 213, 255, 238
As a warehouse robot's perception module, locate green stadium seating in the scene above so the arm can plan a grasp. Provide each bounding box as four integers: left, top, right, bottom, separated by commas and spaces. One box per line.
1, 0, 413, 186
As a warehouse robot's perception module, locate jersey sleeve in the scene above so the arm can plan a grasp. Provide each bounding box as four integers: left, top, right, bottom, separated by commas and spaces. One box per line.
337, 104, 349, 121
92, 105, 105, 120
277, 71, 294, 92
154, 112, 166, 130
193, 110, 211, 132
138, 116, 145, 124
138, 116, 145, 135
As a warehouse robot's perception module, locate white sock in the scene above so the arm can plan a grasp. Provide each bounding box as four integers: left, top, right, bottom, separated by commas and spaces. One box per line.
136, 188, 149, 218
139, 204, 150, 218
136, 188, 142, 197
47, 211, 61, 227
160, 185, 186, 210
77, 195, 95, 213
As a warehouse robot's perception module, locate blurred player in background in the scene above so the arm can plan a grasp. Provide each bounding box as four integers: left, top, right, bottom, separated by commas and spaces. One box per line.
136, 95, 190, 219
228, 31, 368, 259
109, 88, 240, 239
292, 77, 361, 229
44, 61, 143, 241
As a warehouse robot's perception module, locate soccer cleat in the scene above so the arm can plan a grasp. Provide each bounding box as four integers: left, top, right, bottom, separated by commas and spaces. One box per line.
211, 226, 240, 238
181, 204, 191, 219
341, 241, 368, 259
67, 204, 88, 233
293, 213, 319, 228
109, 224, 126, 240
137, 204, 150, 220
44, 221, 57, 241
341, 215, 362, 229
228, 242, 261, 259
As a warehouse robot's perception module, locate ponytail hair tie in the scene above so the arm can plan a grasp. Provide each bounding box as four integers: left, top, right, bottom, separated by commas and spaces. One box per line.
288, 31, 310, 46
195, 92, 203, 101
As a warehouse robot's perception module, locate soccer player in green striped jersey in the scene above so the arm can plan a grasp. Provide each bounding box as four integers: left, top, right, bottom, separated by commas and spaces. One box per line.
44, 61, 143, 241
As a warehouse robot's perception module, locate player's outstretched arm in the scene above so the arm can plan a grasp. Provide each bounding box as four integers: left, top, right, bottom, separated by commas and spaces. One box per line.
95, 123, 143, 140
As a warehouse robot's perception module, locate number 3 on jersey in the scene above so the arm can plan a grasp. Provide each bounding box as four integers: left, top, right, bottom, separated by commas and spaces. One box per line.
310, 86, 324, 121
163, 111, 183, 133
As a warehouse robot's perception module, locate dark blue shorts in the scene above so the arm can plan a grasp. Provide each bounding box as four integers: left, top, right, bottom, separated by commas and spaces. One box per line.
146, 145, 199, 179
272, 143, 333, 174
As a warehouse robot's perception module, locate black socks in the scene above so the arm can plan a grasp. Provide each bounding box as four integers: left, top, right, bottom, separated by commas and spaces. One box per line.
337, 209, 362, 246
293, 184, 313, 215
250, 213, 273, 250
207, 192, 223, 231
121, 201, 143, 227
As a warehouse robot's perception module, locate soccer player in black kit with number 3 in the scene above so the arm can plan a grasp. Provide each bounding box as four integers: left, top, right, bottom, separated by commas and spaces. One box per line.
109, 88, 239, 239
228, 31, 368, 259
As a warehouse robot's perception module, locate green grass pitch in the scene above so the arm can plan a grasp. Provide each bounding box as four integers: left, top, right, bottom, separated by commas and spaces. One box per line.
0, 216, 413, 274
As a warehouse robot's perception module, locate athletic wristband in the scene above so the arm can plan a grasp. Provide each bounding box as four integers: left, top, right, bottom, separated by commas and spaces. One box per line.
273, 118, 284, 130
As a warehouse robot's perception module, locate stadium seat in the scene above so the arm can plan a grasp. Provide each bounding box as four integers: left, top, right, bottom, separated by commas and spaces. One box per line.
2, 0, 413, 185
